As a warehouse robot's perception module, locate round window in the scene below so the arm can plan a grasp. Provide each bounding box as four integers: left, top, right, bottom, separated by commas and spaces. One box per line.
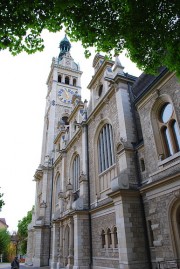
160, 103, 173, 123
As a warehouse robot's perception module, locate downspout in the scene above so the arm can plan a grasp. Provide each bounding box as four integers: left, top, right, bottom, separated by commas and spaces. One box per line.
48, 157, 54, 266
127, 82, 152, 269
84, 120, 93, 268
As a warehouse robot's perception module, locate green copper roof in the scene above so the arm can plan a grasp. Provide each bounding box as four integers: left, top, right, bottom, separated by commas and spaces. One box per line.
58, 35, 71, 60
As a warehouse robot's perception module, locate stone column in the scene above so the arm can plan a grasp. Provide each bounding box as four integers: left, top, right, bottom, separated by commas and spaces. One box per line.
51, 222, 59, 269
57, 222, 64, 268
73, 214, 90, 269
67, 219, 74, 268
109, 190, 149, 269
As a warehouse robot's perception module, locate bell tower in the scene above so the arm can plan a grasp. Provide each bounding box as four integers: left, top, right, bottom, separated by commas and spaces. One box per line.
26, 35, 83, 267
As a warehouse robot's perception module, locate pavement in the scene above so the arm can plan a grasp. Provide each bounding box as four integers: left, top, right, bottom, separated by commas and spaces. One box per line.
0, 264, 50, 269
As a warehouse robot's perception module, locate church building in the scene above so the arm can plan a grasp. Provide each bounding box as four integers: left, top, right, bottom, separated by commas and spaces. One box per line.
26, 36, 180, 269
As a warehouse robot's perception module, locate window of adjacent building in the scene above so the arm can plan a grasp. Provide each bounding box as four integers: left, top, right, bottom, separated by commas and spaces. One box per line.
98, 124, 115, 173
72, 155, 80, 192
58, 75, 62, 83
159, 103, 180, 158
73, 78, 77, 86
65, 76, 70, 85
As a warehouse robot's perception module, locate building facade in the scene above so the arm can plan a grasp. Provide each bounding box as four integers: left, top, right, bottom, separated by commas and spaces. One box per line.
26, 36, 180, 269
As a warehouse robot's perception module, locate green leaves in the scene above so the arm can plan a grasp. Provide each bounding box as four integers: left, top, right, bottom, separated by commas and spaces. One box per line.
0, 228, 10, 255
0, 0, 179, 75
17, 206, 33, 254
0, 188, 5, 209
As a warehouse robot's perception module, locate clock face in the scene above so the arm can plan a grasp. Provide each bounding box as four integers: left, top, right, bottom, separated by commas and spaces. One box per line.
58, 88, 74, 104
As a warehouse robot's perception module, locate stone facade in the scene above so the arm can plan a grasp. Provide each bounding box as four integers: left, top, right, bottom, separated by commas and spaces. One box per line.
26, 37, 180, 269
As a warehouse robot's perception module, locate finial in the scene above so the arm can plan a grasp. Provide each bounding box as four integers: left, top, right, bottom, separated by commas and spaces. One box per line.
113, 55, 124, 74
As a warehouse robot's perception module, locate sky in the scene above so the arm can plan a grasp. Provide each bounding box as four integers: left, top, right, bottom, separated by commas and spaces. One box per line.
0, 30, 142, 233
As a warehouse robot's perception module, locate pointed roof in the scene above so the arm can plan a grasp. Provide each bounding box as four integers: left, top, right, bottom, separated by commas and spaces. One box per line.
58, 34, 71, 60
113, 56, 124, 74
0, 218, 8, 228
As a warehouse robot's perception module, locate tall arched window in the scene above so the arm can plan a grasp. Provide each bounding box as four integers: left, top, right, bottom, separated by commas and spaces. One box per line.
107, 228, 112, 248
159, 103, 180, 158
98, 124, 115, 173
101, 230, 105, 248
113, 227, 118, 248
58, 75, 61, 83
65, 76, 70, 85
73, 78, 76, 86
72, 155, 80, 192
55, 174, 60, 205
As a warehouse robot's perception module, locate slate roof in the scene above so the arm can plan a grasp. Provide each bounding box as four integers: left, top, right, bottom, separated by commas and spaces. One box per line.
132, 67, 168, 100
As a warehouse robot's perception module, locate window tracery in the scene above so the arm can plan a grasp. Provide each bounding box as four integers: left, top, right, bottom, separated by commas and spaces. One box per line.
97, 123, 115, 173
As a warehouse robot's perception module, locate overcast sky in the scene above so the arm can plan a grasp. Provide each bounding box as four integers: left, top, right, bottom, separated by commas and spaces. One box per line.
0, 30, 142, 233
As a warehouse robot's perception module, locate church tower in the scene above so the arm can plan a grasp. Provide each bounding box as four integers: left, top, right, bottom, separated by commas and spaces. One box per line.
26, 35, 82, 267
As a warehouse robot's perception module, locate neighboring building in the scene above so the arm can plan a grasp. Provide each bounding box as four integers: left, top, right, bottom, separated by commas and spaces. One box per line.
0, 218, 8, 229
26, 36, 180, 269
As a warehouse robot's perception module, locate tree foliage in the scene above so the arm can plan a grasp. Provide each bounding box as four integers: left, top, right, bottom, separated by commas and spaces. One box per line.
0, 188, 5, 209
0, 1, 179, 75
0, 228, 10, 256
17, 207, 33, 254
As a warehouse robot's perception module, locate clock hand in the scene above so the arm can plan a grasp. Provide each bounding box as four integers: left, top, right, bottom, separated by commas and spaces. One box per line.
64, 89, 69, 99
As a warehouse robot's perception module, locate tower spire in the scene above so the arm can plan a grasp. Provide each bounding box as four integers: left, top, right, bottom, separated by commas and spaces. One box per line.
58, 34, 71, 61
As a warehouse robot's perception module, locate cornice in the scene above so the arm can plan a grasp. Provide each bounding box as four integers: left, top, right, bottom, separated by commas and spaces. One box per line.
55, 63, 83, 75
90, 201, 114, 213
140, 172, 180, 194
68, 102, 84, 122
88, 60, 114, 89
54, 129, 66, 144
66, 128, 82, 151
54, 128, 82, 166
86, 85, 115, 124
108, 189, 140, 199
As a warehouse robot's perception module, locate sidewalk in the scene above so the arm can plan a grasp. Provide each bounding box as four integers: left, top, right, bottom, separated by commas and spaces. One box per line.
0, 263, 50, 269
0, 264, 10, 269
23, 264, 50, 269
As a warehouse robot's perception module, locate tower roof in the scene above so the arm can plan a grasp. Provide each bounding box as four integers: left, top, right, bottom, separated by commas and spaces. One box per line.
58, 35, 71, 60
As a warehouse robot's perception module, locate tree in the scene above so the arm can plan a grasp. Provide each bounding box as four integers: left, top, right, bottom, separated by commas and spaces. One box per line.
0, 1, 179, 76
0, 228, 10, 260
17, 207, 33, 255
0, 188, 5, 210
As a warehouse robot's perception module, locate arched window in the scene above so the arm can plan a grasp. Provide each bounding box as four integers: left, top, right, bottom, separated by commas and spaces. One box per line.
140, 158, 145, 172
72, 155, 80, 192
159, 103, 180, 158
113, 227, 118, 248
170, 200, 180, 258
147, 220, 154, 247
101, 230, 105, 248
107, 228, 112, 248
65, 76, 69, 85
62, 116, 69, 125
98, 84, 103, 97
98, 124, 115, 173
73, 78, 76, 86
55, 174, 60, 205
58, 75, 61, 83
